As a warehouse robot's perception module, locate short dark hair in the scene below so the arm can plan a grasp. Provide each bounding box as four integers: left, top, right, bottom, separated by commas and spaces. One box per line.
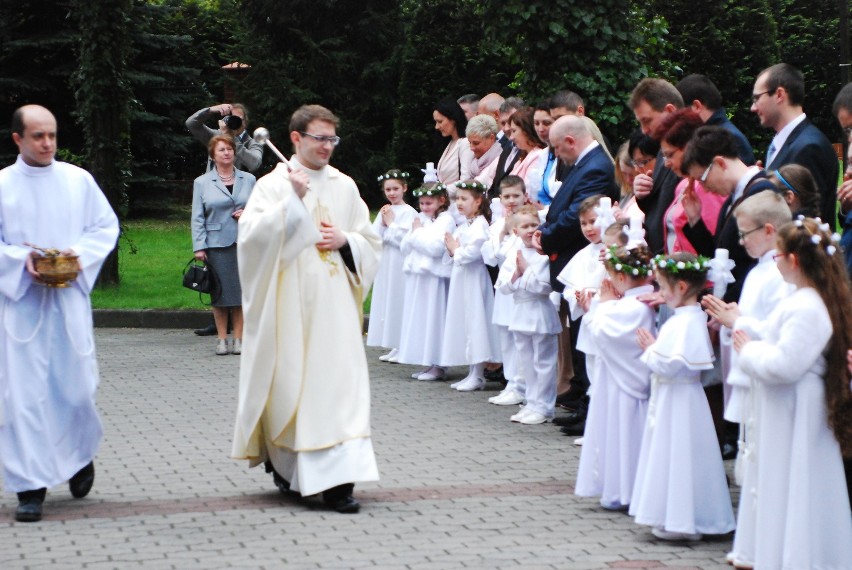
289, 104, 339, 133
499, 96, 525, 114
833, 82, 852, 116
653, 108, 704, 149
629, 78, 684, 111
549, 90, 584, 112
457, 93, 480, 105
434, 96, 468, 138
759, 63, 805, 107
500, 174, 525, 193
681, 126, 739, 171
535, 99, 551, 113
11, 107, 25, 136
627, 129, 660, 158
676, 74, 722, 111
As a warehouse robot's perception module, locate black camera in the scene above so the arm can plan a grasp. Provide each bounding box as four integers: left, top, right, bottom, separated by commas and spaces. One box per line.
223, 114, 243, 131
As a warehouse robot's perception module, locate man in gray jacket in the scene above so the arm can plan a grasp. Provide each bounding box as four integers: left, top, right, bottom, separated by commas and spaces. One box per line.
186, 103, 263, 173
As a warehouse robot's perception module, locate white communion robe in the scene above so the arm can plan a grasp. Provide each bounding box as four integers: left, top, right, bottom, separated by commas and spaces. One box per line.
366, 203, 417, 349
576, 284, 655, 508
730, 286, 852, 570
630, 305, 735, 536
0, 156, 119, 493
231, 160, 382, 496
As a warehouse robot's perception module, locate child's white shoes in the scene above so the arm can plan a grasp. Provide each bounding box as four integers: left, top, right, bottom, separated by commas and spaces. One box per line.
488, 390, 524, 405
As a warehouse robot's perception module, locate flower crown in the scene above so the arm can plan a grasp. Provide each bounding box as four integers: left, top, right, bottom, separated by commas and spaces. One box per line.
792, 215, 842, 256
377, 170, 410, 184
604, 246, 653, 277
412, 183, 448, 197
652, 254, 711, 277
455, 180, 487, 193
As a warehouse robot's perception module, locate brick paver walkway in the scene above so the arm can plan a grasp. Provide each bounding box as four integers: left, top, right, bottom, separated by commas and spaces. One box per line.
0, 329, 734, 569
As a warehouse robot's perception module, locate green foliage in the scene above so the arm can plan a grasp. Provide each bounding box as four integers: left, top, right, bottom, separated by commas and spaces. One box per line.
233, 0, 404, 207
392, 0, 515, 185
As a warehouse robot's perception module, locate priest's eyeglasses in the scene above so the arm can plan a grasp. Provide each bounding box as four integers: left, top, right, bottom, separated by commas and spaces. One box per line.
299, 132, 341, 146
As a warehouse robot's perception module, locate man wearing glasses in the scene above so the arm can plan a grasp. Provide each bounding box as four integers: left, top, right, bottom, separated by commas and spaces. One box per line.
751, 63, 838, 224
231, 104, 382, 514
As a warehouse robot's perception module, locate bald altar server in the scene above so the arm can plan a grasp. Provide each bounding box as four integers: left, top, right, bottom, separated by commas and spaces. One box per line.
232, 104, 381, 513
0, 105, 119, 522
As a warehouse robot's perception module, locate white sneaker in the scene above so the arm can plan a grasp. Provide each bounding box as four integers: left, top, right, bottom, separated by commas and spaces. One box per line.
411, 367, 430, 379
215, 339, 228, 356
651, 527, 702, 542
489, 390, 525, 406
725, 552, 754, 569
379, 348, 398, 362
573, 437, 584, 446
510, 408, 532, 422
454, 376, 485, 391
417, 367, 446, 381
519, 411, 548, 425
232, 339, 242, 355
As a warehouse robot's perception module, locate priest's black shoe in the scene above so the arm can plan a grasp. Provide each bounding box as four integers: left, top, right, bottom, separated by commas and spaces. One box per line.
15, 488, 46, 523
553, 410, 585, 427
560, 421, 586, 436
69, 461, 95, 499
264, 461, 295, 495
323, 483, 360, 514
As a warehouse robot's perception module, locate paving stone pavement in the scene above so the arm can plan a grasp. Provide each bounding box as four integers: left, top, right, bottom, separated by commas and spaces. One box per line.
0, 329, 737, 570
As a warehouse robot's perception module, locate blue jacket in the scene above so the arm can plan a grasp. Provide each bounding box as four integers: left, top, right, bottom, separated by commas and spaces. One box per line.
540, 144, 619, 292
191, 169, 256, 252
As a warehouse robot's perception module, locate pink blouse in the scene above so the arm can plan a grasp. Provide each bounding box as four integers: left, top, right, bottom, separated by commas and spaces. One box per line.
663, 178, 726, 254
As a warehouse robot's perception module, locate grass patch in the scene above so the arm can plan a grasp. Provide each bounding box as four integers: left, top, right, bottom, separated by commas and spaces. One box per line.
92, 217, 373, 312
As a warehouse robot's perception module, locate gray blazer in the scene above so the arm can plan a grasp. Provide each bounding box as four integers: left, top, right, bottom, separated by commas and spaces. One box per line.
191, 169, 256, 252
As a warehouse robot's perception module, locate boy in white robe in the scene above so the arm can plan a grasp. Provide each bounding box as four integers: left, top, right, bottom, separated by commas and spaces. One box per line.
232, 105, 381, 514
497, 206, 561, 424
0, 105, 119, 522
484, 176, 525, 405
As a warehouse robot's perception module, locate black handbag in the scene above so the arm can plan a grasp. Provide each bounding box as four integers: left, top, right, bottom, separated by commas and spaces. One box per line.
182, 258, 221, 304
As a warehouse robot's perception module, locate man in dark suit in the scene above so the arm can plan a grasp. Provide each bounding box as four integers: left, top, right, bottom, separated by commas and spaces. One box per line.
533, 115, 619, 431
752, 63, 839, 224
487, 97, 525, 195
677, 74, 755, 165
833, 83, 852, 277
629, 78, 684, 253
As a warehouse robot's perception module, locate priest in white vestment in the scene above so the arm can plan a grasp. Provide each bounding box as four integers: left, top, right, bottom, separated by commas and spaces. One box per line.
0, 105, 119, 522
231, 105, 381, 513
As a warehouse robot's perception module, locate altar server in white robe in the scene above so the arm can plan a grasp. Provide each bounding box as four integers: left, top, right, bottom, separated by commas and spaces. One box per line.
576, 244, 655, 510
367, 169, 417, 362
396, 184, 454, 380
0, 105, 119, 522
701, 191, 793, 487
632, 253, 734, 542
729, 217, 852, 570
497, 206, 561, 424
232, 105, 381, 514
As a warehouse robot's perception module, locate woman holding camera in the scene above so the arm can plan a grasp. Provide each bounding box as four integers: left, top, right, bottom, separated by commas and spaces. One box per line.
191, 134, 256, 355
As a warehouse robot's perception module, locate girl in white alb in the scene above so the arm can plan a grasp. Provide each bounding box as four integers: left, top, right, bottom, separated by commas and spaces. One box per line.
367, 170, 418, 362
396, 183, 455, 381
728, 217, 852, 570
483, 178, 526, 406
576, 244, 655, 511
631, 253, 735, 542
496, 205, 561, 424
441, 180, 501, 391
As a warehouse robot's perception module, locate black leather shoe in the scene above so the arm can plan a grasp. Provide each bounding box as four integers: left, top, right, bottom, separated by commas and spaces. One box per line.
553, 411, 585, 427
560, 421, 586, 436
721, 442, 738, 461
69, 461, 95, 499
484, 366, 505, 382
323, 483, 360, 514
15, 489, 46, 523
194, 323, 217, 336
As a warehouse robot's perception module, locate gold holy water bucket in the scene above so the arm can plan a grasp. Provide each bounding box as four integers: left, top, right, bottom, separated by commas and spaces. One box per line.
34, 254, 80, 287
